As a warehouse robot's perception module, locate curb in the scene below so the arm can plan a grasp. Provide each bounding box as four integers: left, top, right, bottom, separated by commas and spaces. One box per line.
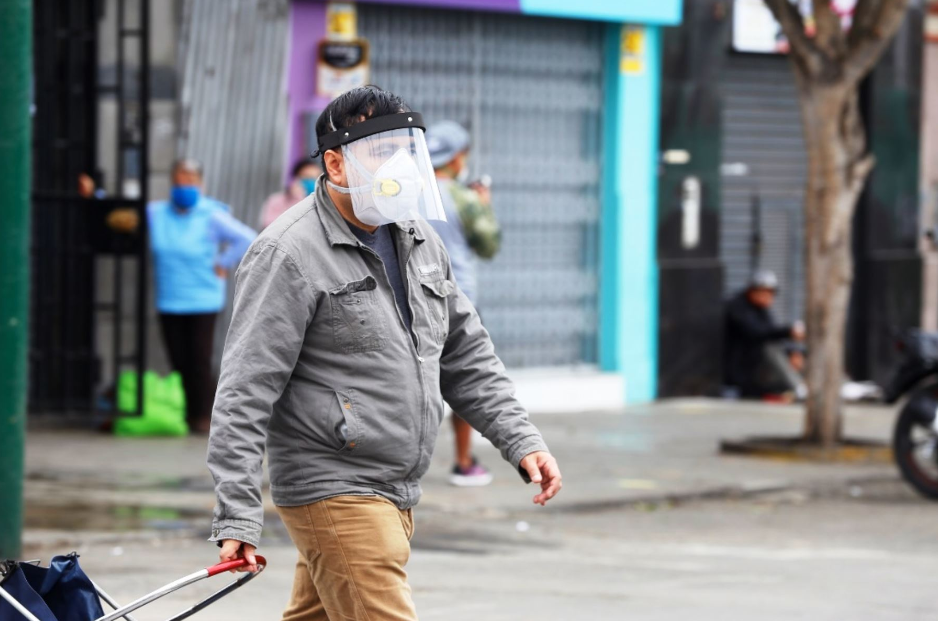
720, 436, 893, 464
549, 472, 903, 515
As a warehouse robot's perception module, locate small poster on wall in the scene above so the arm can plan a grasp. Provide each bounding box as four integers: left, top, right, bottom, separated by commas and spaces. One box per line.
316, 39, 370, 99
620, 26, 646, 75
326, 2, 357, 41
732, 0, 856, 54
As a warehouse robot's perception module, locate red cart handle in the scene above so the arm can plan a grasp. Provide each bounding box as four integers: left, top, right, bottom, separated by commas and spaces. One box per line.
206, 555, 268, 577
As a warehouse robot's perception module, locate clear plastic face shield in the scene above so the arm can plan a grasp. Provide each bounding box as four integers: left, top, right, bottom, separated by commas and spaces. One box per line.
314, 113, 446, 227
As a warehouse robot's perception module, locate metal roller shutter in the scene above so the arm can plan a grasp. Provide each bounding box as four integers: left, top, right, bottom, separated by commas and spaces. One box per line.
720, 53, 807, 324
358, 5, 606, 368
176, 0, 290, 365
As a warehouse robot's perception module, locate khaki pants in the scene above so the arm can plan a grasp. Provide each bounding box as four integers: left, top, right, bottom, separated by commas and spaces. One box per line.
277, 495, 418, 621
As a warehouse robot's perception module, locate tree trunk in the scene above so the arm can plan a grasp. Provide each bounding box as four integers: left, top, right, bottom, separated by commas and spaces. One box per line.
762, 0, 909, 449
799, 83, 873, 448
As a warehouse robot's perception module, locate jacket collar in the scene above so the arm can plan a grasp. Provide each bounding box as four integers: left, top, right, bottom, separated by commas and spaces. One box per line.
315, 181, 361, 248
393, 221, 426, 243
315, 181, 426, 247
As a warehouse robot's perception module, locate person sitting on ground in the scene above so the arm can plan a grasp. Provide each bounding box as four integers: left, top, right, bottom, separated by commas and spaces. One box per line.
724, 269, 806, 401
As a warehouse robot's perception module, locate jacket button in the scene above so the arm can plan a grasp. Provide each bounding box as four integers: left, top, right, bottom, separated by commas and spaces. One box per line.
417, 356, 425, 363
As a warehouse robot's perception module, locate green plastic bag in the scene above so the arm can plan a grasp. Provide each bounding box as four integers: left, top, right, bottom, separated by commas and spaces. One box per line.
114, 371, 188, 437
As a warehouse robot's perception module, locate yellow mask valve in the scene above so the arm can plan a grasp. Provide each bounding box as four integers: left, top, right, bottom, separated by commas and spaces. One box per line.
374, 178, 402, 197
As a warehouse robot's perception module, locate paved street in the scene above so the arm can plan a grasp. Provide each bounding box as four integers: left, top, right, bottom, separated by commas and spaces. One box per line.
20, 400, 938, 620
60, 478, 938, 620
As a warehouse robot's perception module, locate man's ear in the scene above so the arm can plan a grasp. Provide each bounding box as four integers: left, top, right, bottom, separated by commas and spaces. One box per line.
323, 150, 346, 187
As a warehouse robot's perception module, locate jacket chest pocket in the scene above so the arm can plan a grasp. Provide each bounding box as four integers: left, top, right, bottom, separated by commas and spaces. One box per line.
419, 275, 455, 345
330, 276, 388, 353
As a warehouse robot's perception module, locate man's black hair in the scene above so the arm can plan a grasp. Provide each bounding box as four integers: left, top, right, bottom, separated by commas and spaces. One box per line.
291, 158, 321, 179
315, 85, 410, 164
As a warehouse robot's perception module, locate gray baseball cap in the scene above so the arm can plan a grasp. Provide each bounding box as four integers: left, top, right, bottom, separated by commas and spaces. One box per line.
425, 120, 471, 169
749, 269, 779, 291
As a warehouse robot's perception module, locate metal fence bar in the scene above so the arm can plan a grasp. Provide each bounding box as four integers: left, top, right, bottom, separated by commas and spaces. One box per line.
135, 0, 150, 416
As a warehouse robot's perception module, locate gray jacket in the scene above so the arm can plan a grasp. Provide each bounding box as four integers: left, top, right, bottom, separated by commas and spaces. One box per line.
207, 184, 548, 547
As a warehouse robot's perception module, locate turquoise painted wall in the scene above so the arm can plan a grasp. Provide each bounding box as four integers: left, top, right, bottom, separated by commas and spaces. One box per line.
600, 24, 661, 403
520, 0, 681, 24
361, 0, 683, 24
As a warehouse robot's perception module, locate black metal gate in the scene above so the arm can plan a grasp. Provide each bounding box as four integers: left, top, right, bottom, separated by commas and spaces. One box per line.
30, 0, 149, 417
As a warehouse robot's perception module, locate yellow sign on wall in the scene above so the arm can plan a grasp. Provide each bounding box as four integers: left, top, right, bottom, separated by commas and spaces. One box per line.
620, 25, 645, 75
326, 2, 357, 41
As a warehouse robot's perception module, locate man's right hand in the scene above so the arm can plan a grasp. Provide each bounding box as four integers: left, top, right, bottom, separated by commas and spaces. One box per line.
219, 539, 258, 573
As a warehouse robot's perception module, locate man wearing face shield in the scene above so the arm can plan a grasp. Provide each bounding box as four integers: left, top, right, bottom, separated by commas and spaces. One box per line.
206, 86, 562, 620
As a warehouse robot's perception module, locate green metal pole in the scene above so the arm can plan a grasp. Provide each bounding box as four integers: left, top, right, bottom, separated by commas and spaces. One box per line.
0, 0, 32, 560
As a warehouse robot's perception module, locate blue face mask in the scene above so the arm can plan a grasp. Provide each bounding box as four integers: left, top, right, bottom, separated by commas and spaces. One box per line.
300, 178, 317, 195
171, 185, 201, 209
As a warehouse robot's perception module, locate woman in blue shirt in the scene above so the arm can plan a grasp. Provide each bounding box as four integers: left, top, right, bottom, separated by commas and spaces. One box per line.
149, 159, 257, 432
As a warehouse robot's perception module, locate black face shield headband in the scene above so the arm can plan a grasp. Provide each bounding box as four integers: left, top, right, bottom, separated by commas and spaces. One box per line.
311, 112, 426, 158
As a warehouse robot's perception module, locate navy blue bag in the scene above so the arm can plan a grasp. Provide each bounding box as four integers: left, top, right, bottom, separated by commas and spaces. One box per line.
0, 563, 56, 621
1, 555, 104, 621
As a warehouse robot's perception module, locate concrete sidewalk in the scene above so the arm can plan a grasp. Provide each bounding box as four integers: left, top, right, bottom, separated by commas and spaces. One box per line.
23, 399, 897, 547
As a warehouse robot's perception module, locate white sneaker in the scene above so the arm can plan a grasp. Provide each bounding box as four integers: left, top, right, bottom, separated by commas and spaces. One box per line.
449, 460, 494, 487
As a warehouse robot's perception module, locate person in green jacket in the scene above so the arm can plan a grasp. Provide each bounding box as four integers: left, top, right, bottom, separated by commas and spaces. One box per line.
426, 120, 502, 486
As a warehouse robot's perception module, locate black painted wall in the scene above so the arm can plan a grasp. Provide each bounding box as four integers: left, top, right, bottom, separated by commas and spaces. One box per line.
848, 8, 924, 386
657, 0, 729, 397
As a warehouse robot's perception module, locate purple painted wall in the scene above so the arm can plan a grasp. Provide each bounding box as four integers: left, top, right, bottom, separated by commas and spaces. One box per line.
356, 0, 520, 11
286, 1, 330, 179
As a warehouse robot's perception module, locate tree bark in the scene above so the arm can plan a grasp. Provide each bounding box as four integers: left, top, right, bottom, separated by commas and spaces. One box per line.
798, 84, 873, 447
